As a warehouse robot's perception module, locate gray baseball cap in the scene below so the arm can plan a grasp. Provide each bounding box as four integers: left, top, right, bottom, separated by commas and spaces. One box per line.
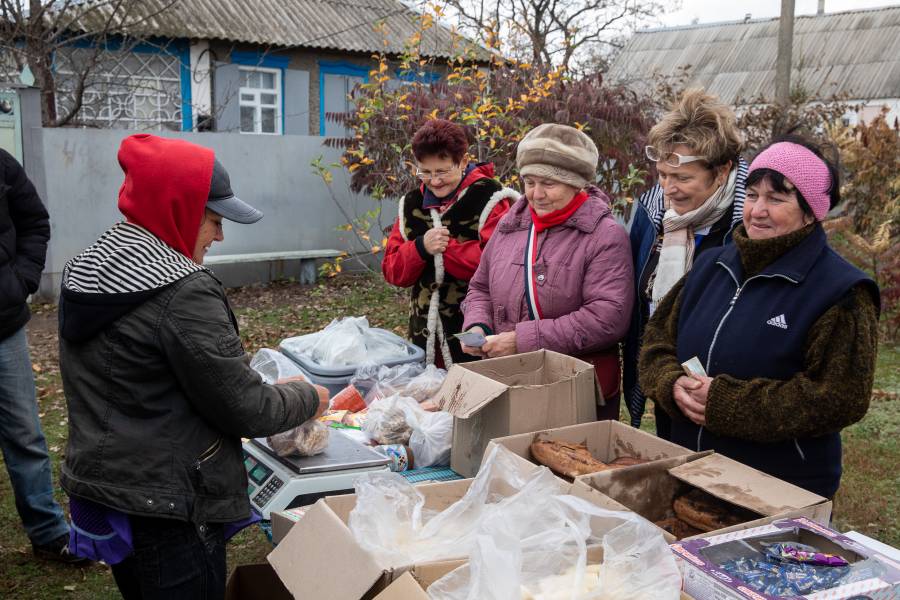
206, 158, 263, 224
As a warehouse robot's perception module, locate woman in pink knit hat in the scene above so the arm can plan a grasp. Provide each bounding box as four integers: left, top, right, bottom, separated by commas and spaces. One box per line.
638, 135, 880, 499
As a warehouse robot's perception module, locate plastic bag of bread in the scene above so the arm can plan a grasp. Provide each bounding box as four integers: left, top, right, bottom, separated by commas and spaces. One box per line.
267, 420, 330, 457
363, 395, 417, 445
351, 363, 447, 405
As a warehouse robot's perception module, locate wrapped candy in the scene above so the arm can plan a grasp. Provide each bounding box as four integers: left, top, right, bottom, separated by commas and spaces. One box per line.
763, 542, 850, 567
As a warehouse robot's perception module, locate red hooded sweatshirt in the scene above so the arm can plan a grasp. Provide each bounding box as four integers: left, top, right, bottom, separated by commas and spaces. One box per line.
117, 134, 215, 260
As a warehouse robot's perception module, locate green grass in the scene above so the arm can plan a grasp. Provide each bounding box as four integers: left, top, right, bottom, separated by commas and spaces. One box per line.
832, 343, 900, 546
0, 275, 897, 598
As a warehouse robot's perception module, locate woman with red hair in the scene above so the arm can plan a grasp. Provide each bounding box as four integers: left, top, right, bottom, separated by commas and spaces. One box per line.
383, 119, 515, 366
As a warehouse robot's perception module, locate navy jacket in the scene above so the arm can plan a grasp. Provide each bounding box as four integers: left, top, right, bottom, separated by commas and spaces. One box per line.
623, 159, 748, 426
672, 225, 878, 498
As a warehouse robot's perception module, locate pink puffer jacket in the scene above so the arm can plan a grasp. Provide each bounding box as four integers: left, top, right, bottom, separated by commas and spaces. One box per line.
462, 186, 634, 355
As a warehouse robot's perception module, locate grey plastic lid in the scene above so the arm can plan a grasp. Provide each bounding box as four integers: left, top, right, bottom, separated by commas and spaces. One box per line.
279, 328, 425, 378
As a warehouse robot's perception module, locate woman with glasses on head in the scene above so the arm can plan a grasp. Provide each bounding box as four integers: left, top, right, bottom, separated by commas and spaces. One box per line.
638, 136, 879, 498
383, 119, 516, 367
460, 124, 634, 420
623, 88, 748, 439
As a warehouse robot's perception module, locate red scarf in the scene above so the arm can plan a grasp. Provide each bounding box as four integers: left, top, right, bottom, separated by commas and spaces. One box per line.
528, 191, 589, 233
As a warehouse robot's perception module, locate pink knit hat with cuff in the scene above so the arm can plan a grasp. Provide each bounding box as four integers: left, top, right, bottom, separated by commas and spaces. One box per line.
748, 142, 832, 220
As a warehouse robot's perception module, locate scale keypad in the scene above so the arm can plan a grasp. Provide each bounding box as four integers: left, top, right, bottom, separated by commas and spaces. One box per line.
252, 476, 284, 507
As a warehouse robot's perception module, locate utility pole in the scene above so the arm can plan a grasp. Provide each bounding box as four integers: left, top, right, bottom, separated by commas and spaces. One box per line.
774, 0, 795, 134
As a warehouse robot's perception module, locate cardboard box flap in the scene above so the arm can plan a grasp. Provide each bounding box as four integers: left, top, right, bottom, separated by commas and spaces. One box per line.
268, 499, 386, 600
373, 572, 430, 600
668, 453, 827, 516
435, 364, 509, 418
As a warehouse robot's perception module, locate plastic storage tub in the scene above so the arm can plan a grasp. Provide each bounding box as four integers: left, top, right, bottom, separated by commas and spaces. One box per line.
279, 329, 425, 396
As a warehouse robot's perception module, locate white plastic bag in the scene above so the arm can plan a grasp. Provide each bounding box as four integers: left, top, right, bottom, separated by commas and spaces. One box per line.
348, 444, 568, 567
280, 317, 409, 367
428, 494, 682, 600
267, 420, 330, 457
408, 410, 453, 468
249, 348, 307, 384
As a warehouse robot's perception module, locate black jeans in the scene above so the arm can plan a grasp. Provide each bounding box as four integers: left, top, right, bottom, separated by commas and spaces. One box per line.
111, 516, 226, 600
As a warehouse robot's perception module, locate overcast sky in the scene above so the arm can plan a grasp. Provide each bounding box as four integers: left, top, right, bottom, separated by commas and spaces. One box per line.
658, 0, 900, 27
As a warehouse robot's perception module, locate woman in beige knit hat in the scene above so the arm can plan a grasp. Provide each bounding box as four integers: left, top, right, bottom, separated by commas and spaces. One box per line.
460, 123, 634, 420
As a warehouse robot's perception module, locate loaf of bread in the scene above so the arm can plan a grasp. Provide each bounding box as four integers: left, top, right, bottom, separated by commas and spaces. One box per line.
653, 517, 703, 540
673, 489, 751, 532
529, 440, 610, 478
607, 455, 648, 468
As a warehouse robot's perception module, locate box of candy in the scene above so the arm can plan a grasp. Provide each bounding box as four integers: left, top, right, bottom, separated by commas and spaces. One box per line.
672, 517, 900, 599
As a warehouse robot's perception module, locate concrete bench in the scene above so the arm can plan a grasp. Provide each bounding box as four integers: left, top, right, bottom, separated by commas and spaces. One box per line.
204, 249, 342, 285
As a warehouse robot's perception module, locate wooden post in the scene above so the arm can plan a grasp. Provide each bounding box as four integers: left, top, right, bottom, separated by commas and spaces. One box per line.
774, 0, 796, 134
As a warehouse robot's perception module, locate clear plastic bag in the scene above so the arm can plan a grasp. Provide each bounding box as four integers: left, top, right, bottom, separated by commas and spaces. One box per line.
361, 394, 451, 466
428, 494, 682, 600
351, 363, 447, 405
249, 348, 308, 384
363, 395, 418, 445
267, 420, 330, 457
280, 317, 409, 367
348, 444, 569, 567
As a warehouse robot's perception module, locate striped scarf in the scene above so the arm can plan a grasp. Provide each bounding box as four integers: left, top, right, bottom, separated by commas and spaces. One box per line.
63, 222, 205, 294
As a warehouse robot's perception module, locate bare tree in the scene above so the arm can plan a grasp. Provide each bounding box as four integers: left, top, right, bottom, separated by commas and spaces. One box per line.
1, 0, 179, 127
438, 0, 669, 72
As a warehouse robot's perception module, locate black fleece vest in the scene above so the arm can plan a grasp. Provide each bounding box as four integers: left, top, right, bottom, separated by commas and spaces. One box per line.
401, 177, 503, 364
672, 225, 877, 498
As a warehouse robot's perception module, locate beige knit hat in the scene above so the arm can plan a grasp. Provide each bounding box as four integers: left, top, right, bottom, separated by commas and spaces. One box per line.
516, 123, 599, 189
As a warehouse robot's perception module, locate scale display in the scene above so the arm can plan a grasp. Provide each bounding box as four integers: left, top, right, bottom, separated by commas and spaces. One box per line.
242, 430, 390, 519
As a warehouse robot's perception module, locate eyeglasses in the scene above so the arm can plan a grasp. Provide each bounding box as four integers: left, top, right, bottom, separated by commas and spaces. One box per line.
414, 166, 460, 181
645, 146, 705, 168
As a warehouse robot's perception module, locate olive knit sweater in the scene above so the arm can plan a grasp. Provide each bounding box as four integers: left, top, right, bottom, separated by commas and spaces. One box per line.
638, 224, 879, 443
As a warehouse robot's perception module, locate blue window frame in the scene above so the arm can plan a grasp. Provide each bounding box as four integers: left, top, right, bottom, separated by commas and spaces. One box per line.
318, 60, 369, 137
231, 51, 291, 135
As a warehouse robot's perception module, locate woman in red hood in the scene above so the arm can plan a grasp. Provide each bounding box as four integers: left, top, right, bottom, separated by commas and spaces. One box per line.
382, 119, 516, 367
59, 134, 327, 600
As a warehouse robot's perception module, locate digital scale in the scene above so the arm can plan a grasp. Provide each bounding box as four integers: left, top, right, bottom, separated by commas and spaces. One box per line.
242, 430, 391, 519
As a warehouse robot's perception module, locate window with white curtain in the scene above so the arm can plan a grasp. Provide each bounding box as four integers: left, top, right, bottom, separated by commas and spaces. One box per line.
239, 67, 281, 134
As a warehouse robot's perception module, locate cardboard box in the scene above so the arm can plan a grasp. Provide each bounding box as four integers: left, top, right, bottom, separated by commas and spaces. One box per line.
267, 477, 533, 599
434, 350, 598, 477
266, 463, 644, 600
574, 453, 833, 541
487, 420, 697, 476
673, 517, 900, 599
373, 553, 699, 599
225, 563, 292, 600
271, 506, 310, 545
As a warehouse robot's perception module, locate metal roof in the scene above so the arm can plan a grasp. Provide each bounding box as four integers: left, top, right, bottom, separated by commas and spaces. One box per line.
64, 0, 492, 60
606, 5, 900, 103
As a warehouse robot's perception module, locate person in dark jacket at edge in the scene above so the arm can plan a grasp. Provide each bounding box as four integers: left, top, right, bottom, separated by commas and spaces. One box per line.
382, 119, 516, 367
638, 135, 880, 499
0, 149, 84, 564
623, 89, 748, 439
58, 134, 328, 600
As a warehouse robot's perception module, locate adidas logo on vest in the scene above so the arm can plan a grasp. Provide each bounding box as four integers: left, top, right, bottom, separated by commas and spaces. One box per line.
766, 314, 788, 329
